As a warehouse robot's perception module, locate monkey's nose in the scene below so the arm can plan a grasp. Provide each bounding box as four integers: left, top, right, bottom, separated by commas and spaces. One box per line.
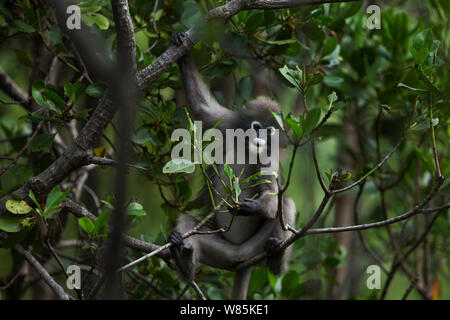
254, 138, 266, 148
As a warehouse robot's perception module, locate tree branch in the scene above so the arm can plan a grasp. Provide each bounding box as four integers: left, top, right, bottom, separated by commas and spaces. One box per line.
0, 66, 29, 109
14, 244, 71, 300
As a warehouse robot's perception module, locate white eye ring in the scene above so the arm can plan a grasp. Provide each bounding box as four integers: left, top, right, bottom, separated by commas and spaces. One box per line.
267, 126, 276, 136
251, 121, 262, 130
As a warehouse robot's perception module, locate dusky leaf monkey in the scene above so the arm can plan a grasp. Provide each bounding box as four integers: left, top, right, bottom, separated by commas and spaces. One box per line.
168, 33, 297, 300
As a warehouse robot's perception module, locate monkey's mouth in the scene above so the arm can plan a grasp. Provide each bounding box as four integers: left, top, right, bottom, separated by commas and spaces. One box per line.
249, 139, 267, 154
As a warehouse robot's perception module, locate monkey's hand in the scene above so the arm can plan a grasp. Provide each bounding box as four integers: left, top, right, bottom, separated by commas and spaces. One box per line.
264, 237, 283, 255
168, 231, 195, 279
237, 198, 262, 216
170, 32, 188, 46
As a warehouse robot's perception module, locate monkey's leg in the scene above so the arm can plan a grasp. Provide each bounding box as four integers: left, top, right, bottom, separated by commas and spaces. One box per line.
171, 215, 276, 272
265, 196, 297, 275
168, 231, 195, 280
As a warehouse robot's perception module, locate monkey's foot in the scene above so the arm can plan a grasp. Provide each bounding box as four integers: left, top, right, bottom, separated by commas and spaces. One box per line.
168, 231, 193, 259
168, 231, 184, 246
237, 198, 261, 216
264, 237, 283, 254
171, 32, 188, 46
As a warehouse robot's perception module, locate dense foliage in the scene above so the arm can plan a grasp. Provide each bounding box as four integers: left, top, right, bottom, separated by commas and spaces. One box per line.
0, 0, 448, 300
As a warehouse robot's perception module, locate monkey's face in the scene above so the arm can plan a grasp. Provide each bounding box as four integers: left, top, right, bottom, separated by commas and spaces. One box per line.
248, 120, 276, 156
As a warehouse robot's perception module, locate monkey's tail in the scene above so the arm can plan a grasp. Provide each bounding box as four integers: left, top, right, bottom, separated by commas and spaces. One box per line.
231, 267, 253, 300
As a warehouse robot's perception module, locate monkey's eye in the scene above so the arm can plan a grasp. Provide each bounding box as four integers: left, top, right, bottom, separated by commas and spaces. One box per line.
267, 126, 276, 136
251, 121, 262, 130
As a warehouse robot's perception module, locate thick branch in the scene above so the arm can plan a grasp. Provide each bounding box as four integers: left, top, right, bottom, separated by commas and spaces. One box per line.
111, 0, 137, 73
137, 0, 361, 89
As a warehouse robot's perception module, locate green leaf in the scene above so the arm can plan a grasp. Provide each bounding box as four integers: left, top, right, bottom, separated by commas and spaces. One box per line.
279, 65, 302, 90
306, 73, 324, 87
6, 200, 32, 215
281, 270, 300, 297
322, 37, 338, 57
224, 163, 234, 182
28, 134, 56, 152
132, 126, 153, 144
241, 171, 261, 184
94, 209, 111, 233
269, 110, 284, 130
0, 214, 22, 233
31, 80, 48, 109
78, 217, 95, 235
127, 202, 147, 216
14, 49, 34, 67
162, 159, 195, 174
92, 13, 109, 30
285, 117, 303, 137
246, 179, 272, 189
28, 190, 40, 209
45, 185, 70, 216
237, 77, 254, 102
303, 108, 322, 135
12, 20, 36, 33
327, 91, 338, 104
42, 87, 65, 110
31, 81, 65, 111
85, 83, 106, 98
410, 29, 433, 64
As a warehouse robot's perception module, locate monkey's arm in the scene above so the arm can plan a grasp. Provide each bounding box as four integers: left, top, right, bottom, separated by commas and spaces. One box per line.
172, 33, 232, 126
178, 54, 232, 126
238, 191, 279, 219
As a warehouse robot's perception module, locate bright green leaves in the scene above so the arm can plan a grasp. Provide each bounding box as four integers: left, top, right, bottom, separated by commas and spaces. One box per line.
162, 159, 195, 174
285, 116, 303, 138
79, 1, 110, 30
5, 200, 32, 215
279, 65, 324, 95
45, 186, 70, 218
127, 202, 148, 217
28, 186, 69, 219
224, 163, 241, 203
78, 217, 95, 235
0, 185, 68, 235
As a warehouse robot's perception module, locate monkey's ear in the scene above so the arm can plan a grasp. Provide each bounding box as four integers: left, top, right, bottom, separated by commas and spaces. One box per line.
178, 54, 232, 127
